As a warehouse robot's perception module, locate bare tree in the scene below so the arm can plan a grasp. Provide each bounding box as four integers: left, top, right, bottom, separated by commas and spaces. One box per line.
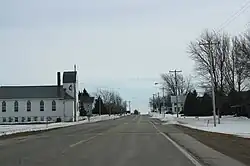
149, 97, 158, 111
235, 36, 246, 91
160, 73, 193, 95
188, 30, 238, 96
223, 39, 235, 92
214, 33, 230, 94
188, 30, 219, 92
94, 89, 125, 115
94, 89, 111, 103
223, 35, 250, 92
188, 30, 250, 94
122, 101, 127, 112
161, 73, 176, 95
178, 74, 193, 95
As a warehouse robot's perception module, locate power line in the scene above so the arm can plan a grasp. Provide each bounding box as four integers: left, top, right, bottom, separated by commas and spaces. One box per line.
192, 3, 250, 127
197, 2, 250, 126
217, 0, 250, 33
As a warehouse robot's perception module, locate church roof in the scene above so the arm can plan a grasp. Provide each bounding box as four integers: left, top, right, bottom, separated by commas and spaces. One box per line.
0, 85, 74, 99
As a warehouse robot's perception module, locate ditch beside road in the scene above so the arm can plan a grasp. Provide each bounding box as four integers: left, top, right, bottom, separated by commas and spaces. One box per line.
175, 125, 250, 166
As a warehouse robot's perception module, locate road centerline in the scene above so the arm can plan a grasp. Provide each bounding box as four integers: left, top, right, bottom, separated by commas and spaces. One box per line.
69, 133, 103, 148
68, 119, 129, 149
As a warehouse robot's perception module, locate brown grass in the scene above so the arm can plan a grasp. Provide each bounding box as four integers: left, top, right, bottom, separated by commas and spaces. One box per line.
175, 125, 250, 165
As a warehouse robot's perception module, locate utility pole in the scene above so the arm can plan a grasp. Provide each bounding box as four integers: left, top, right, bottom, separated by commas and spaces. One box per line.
152, 94, 156, 112
161, 87, 165, 117
157, 92, 160, 113
161, 87, 165, 108
73, 64, 77, 122
199, 41, 219, 127
125, 100, 127, 114
128, 101, 131, 113
98, 96, 101, 115
169, 70, 182, 117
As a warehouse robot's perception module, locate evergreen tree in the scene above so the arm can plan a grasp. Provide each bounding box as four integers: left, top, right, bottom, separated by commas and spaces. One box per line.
200, 93, 213, 116
92, 97, 108, 115
184, 90, 199, 116
183, 92, 192, 115
192, 90, 198, 98
134, 109, 139, 115
79, 105, 87, 116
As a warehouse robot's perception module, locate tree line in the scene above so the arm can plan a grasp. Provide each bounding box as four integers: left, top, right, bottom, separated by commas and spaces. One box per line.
189, 30, 250, 94
188, 30, 250, 117
92, 89, 127, 115
150, 29, 250, 117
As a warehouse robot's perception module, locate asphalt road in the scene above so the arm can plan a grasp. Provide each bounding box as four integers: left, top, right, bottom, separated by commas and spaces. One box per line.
0, 115, 196, 166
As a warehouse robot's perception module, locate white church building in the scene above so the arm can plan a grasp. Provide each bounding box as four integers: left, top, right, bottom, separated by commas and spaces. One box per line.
0, 71, 79, 123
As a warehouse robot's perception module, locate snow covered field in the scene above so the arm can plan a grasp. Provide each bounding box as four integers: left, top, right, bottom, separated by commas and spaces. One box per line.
0, 114, 125, 137
150, 112, 250, 138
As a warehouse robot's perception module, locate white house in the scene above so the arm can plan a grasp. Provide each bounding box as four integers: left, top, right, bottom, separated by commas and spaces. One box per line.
171, 95, 186, 113
0, 71, 79, 123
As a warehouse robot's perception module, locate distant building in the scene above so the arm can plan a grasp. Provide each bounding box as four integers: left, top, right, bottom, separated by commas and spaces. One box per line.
0, 71, 79, 123
78, 89, 95, 115
171, 95, 186, 113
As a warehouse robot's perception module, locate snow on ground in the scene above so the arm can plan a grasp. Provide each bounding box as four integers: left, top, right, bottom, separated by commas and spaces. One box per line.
0, 114, 125, 137
150, 112, 250, 138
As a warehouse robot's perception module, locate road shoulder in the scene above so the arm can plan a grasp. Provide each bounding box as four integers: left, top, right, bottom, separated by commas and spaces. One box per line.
175, 125, 250, 166
152, 119, 246, 166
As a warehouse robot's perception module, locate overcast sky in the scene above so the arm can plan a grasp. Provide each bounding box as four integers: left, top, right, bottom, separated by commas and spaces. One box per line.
1, 0, 250, 113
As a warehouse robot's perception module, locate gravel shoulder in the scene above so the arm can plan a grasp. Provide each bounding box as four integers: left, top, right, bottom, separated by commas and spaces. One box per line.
175, 125, 250, 166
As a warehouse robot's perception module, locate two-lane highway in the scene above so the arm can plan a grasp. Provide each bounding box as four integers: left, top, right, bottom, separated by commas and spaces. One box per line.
0, 115, 197, 166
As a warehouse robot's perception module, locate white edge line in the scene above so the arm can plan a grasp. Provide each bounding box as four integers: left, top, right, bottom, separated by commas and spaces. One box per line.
150, 121, 203, 166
